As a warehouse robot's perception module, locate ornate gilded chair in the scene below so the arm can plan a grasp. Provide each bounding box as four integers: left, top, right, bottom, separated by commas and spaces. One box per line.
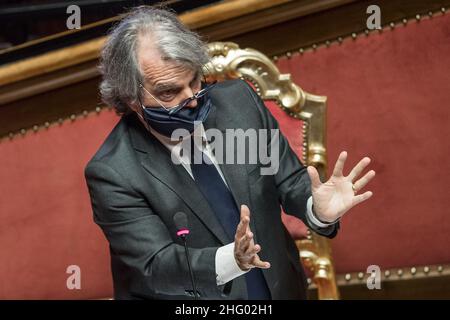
205, 42, 339, 300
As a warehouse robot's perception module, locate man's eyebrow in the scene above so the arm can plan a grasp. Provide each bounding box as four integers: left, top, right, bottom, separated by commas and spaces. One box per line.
152, 71, 199, 93
153, 83, 181, 93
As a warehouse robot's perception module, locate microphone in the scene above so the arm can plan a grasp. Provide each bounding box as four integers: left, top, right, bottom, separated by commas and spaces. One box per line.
173, 212, 198, 300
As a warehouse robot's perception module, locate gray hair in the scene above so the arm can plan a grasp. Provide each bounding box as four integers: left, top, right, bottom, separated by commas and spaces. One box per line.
99, 6, 210, 115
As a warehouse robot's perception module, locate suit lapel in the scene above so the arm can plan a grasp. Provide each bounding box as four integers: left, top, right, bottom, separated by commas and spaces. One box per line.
126, 113, 229, 245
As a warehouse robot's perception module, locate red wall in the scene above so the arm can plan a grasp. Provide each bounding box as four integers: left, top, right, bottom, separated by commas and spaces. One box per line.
0, 111, 118, 299
276, 13, 450, 272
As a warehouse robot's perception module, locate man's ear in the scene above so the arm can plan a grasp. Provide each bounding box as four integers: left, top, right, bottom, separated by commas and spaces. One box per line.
129, 100, 150, 130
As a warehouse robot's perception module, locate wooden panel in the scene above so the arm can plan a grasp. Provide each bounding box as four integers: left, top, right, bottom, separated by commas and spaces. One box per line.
206, 0, 450, 56
0, 76, 101, 136
309, 275, 450, 299
308, 264, 450, 299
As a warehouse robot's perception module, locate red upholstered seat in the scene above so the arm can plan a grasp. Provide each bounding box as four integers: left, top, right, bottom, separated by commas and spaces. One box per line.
264, 101, 309, 240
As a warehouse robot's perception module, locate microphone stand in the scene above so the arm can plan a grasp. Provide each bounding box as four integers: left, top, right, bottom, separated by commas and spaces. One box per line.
180, 233, 198, 300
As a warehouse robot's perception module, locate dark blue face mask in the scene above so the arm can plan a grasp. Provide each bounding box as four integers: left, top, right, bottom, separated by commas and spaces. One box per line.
138, 81, 216, 138
141, 94, 212, 137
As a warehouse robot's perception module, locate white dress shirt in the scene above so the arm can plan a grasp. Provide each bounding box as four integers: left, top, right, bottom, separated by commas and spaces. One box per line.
149, 125, 336, 286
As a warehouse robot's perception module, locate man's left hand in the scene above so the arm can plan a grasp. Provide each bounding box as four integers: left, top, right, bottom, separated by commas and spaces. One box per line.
307, 151, 376, 223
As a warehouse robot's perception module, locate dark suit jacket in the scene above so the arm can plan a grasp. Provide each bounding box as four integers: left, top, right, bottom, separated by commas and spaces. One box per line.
85, 79, 338, 300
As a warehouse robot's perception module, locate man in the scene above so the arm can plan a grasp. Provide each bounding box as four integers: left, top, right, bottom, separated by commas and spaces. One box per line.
85, 6, 375, 300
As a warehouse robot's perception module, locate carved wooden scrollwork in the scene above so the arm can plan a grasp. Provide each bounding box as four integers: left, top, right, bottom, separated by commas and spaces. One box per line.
205, 42, 327, 175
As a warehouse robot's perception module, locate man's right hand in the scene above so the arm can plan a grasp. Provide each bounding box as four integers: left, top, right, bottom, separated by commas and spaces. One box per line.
234, 205, 271, 271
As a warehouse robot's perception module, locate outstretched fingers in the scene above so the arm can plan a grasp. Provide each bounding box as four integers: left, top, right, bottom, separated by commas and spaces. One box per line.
353, 169, 376, 192
307, 166, 322, 189
252, 254, 271, 269
348, 157, 371, 181
236, 205, 250, 239
352, 191, 373, 207
332, 151, 348, 177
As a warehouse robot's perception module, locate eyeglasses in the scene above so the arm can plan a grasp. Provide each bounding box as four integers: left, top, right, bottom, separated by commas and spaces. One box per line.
139, 80, 217, 115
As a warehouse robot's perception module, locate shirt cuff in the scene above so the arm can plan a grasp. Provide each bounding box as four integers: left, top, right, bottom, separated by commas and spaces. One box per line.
215, 242, 249, 286
306, 196, 338, 228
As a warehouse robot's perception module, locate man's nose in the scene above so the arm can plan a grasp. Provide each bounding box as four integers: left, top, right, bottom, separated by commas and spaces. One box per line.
185, 99, 198, 108
182, 87, 197, 108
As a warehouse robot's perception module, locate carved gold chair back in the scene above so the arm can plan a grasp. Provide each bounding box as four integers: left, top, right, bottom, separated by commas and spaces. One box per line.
204, 42, 339, 299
